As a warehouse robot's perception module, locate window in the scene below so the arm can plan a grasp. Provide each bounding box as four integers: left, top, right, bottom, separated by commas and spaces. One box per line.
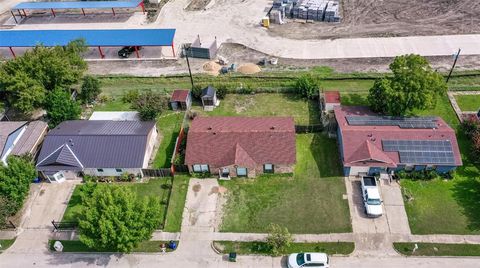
193, 164, 209, 173
97, 168, 104, 172
116, 168, 123, 173
236, 167, 247, 177
263, 164, 274, 173
221, 168, 230, 177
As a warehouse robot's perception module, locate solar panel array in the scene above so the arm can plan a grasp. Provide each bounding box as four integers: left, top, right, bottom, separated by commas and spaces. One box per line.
382, 140, 455, 165
346, 116, 437, 129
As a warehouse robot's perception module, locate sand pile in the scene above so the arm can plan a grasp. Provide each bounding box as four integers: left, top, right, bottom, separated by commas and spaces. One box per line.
237, 63, 261, 74
203, 61, 221, 76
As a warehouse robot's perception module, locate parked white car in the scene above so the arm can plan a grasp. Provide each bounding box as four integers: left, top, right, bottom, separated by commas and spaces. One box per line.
287, 252, 329, 268
361, 176, 383, 217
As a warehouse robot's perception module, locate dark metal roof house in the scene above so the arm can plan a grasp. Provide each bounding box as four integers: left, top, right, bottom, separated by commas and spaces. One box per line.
36, 120, 157, 182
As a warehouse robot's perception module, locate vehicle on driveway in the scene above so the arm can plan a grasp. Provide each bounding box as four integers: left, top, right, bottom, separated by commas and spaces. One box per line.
287, 252, 329, 268
361, 176, 383, 217
118, 46, 142, 58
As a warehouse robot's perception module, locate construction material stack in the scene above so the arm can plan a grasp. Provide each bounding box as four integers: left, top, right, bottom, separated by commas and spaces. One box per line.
270, 0, 340, 24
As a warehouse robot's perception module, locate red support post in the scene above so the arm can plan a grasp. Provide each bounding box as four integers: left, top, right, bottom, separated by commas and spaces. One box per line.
171, 43, 176, 58
22, 9, 27, 17
112, 8, 116, 16
51, 8, 56, 17
97, 46, 105, 59
11, 11, 18, 24
140, 2, 145, 14
9, 47, 16, 58
81, 8, 85, 16
134, 46, 140, 58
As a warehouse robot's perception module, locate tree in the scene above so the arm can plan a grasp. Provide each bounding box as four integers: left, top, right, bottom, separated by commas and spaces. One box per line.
44, 88, 81, 128
294, 74, 319, 99
215, 84, 228, 99
78, 184, 162, 253
367, 54, 447, 116
472, 131, 480, 163
78, 76, 101, 104
0, 196, 16, 228
132, 90, 169, 120
191, 85, 203, 100
0, 155, 36, 214
265, 223, 292, 256
0, 39, 87, 114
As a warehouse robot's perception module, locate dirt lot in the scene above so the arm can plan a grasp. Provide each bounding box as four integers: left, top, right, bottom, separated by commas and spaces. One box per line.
87, 42, 480, 75
268, 0, 480, 39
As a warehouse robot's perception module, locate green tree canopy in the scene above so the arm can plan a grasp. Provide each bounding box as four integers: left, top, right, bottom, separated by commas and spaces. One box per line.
367, 54, 447, 116
132, 90, 169, 121
0, 39, 87, 114
45, 88, 81, 128
78, 75, 101, 104
266, 223, 292, 256
294, 74, 319, 99
0, 155, 36, 214
78, 184, 162, 253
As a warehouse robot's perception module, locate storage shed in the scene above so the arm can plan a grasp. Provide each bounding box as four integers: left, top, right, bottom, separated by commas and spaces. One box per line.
201, 86, 218, 111
170, 89, 191, 111
321, 91, 341, 112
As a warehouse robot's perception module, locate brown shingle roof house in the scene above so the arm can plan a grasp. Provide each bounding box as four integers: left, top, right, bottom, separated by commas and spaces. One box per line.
185, 116, 296, 178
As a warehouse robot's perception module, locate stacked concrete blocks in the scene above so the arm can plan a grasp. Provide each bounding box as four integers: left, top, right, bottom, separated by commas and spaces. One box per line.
270, 0, 340, 24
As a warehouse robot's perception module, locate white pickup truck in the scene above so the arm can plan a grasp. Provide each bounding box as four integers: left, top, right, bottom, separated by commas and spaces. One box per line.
361, 176, 383, 217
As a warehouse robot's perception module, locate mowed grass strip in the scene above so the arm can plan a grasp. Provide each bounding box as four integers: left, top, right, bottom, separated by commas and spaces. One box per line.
394, 242, 480, 256
48, 240, 178, 253
219, 134, 351, 234
152, 112, 185, 168
195, 93, 321, 125
213, 241, 354, 256
163, 175, 190, 232
454, 95, 480, 112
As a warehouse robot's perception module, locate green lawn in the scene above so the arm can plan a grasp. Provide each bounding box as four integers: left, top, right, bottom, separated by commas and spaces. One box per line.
152, 112, 185, 168
163, 175, 190, 232
93, 98, 132, 111
62, 179, 174, 229
455, 95, 480, 112
213, 241, 354, 256
394, 242, 480, 256
48, 240, 178, 253
196, 93, 320, 125
219, 134, 351, 234
0, 239, 15, 252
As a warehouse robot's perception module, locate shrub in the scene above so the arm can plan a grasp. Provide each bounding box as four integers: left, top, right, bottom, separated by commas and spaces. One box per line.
122, 89, 140, 104
78, 76, 101, 104
266, 223, 292, 256
131, 90, 169, 120
215, 84, 228, 99
0, 156, 36, 214
294, 74, 319, 99
191, 85, 203, 100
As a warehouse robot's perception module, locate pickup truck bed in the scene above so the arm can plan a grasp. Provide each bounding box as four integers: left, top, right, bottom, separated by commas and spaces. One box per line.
362, 176, 377, 187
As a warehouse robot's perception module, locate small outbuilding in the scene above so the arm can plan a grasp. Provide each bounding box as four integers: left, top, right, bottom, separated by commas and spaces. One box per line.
201, 86, 218, 111
170, 89, 192, 111
321, 91, 341, 112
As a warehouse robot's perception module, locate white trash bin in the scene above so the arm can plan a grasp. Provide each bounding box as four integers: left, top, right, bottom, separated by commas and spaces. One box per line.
53, 241, 63, 252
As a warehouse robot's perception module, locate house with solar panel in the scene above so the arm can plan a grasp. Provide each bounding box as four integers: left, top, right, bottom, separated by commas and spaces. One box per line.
36, 120, 157, 183
334, 106, 462, 177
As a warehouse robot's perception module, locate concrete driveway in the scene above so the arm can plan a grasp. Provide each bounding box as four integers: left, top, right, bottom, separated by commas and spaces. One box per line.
381, 180, 411, 235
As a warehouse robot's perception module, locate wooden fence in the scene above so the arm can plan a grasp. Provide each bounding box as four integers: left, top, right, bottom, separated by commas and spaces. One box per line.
295, 124, 323, 133
142, 168, 173, 178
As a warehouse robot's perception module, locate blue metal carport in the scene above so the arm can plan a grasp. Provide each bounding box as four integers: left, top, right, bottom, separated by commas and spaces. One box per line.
0, 29, 176, 59
10, 0, 144, 23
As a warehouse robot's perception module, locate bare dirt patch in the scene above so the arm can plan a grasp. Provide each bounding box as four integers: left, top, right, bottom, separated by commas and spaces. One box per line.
186, 0, 212, 11
268, 0, 480, 40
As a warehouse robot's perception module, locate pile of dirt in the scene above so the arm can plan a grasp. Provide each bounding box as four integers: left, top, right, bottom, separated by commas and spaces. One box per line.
203, 61, 221, 76
237, 63, 261, 74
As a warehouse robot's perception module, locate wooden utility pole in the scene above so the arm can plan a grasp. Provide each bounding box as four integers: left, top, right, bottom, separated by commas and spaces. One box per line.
183, 44, 194, 89
447, 48, 461, 83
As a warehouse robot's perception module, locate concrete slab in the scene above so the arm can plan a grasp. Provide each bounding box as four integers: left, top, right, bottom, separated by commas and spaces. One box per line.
380, 181, 411, 235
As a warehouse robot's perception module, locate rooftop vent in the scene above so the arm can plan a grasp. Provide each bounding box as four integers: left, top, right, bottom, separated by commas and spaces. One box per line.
270, 126, 275, 130
207, 127, 212, 130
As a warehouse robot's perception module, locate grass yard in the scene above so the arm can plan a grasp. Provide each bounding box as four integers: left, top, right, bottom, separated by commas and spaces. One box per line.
0, 239, 15, 252
93, 98, 132, 111
455, 95, 480, 112
163, 175, 190, 232
196, 93, 320, 125
394, 242, 480, 256
48, 240, 178, 253
152, 111, 185, 168
62, 179, 174, 229
213, 241, 354, 256
219, 134, 351, 234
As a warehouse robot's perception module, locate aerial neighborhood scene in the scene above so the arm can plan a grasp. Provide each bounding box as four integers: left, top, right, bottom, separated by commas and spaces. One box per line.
1, 0, 480, 267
